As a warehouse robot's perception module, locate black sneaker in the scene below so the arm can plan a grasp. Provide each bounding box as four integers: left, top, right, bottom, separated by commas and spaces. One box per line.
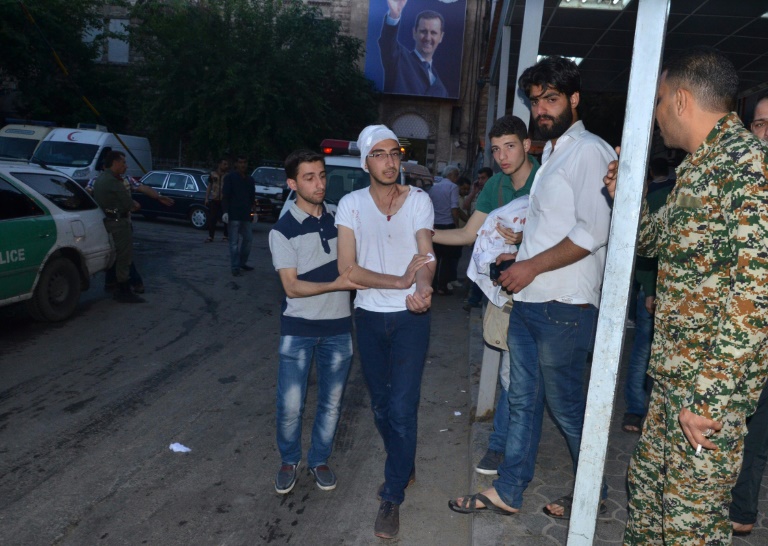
374, 500, 399, 539
475, 449, 504, 475
232, 269, 241, 277
275, 463, 298, 494
309, 464, 337, 491
241, 264, 254, 271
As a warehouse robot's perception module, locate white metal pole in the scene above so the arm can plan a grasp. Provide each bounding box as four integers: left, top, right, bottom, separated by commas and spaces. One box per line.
566, 0, 670, 544
512, 0, 544, 128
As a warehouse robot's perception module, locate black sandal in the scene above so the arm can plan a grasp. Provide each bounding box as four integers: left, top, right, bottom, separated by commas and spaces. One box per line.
448, 493, 516, 516
622, 413, 643, 433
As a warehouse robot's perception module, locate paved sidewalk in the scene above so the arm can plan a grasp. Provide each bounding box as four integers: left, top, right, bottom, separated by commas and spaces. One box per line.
462, 306, 768, 545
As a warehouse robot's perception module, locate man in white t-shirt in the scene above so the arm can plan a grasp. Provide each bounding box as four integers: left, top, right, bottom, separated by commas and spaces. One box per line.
336, 125, 435, 540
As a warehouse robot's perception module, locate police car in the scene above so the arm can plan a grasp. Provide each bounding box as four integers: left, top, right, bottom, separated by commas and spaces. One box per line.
0, 162, 114, 321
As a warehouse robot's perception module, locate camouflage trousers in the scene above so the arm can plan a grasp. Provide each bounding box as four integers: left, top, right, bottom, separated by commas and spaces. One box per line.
624, 380, 746, 545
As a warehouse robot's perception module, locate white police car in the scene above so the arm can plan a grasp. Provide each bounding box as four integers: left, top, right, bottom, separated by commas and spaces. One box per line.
0, 163, 114, 321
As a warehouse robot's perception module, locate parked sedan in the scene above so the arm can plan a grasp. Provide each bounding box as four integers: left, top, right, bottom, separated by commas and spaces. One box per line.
134, 168, 275, 228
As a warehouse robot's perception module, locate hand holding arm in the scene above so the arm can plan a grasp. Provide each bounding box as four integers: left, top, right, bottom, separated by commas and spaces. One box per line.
406, 228, 435, 312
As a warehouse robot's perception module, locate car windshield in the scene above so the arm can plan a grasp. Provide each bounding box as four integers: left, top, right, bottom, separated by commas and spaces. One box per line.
252, 167, 287, 188
33, 141, 99, 167
325, 165, 369, 205
12, 171, 98, 211
0, 137, 39, 160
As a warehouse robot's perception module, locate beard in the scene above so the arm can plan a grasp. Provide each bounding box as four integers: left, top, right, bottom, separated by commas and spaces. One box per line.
536, 107, 574, 140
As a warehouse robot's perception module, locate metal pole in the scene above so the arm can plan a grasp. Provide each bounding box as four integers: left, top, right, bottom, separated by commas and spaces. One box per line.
567, 1, 669, 544
497, 25, 511, 118
484, 85, 497, 167
512, 0, 544, 128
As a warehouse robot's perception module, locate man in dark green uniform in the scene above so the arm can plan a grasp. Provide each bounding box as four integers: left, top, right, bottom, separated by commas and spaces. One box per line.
92, 151, 144, 303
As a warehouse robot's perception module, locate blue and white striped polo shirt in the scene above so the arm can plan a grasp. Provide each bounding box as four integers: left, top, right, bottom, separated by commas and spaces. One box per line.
269, 202, 352, 337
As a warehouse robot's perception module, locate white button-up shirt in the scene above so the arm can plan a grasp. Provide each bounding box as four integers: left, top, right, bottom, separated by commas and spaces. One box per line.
514, 120, 616, 307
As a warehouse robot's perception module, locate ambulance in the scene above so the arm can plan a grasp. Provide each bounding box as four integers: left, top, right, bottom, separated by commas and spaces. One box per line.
32, 125, 153, 186
0, 162, 114, 321
0, 121, 55, 160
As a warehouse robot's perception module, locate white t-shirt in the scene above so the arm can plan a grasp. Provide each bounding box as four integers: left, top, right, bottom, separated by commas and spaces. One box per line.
335, 185, 434, 312
514, 120, 616, 308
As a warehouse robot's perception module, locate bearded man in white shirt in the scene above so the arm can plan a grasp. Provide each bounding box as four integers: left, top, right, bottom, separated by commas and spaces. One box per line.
450, 55, 615, 519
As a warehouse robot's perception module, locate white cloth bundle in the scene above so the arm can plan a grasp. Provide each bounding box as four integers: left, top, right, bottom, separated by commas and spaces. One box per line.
467, 195, 529, 307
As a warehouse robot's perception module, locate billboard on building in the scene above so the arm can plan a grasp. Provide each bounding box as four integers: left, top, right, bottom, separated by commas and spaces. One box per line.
364, 0, 467, 100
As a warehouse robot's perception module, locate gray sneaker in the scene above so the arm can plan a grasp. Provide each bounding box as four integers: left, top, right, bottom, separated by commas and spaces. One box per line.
475, 449, 504, 475
309, 464, 337, 491
275, 462, 298, 494
374, 500, 399, 539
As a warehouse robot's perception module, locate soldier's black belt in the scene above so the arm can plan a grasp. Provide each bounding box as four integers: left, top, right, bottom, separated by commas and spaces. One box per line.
104, 211, 129, 219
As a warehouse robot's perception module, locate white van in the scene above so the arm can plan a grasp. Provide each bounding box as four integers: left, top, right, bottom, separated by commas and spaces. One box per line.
32, 126, 153, 186
0, 123, 55, 160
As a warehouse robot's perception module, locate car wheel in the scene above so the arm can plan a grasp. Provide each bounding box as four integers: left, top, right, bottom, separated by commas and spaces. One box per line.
189, 207, 208, 229
26, 257, 82, 322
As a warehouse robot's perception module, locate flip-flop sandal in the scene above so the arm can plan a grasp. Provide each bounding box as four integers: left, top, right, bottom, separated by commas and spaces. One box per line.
448, 493, 515, 516
542, 495, 608, 520
622, 413, 643, 433
732, 522, 754, 536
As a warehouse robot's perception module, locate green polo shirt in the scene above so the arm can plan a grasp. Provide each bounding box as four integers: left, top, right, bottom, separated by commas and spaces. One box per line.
475, 156, 540, 214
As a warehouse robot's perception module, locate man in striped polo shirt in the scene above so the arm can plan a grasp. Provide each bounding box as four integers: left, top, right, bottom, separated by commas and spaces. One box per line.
268, 149, 365, 495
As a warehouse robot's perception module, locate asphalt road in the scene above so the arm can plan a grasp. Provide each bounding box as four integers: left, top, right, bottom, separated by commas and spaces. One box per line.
0, 217, 472, 545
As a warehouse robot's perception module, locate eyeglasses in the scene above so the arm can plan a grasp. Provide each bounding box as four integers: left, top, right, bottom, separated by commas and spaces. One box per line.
751, 120, 767, 132
367, 151, 403, 161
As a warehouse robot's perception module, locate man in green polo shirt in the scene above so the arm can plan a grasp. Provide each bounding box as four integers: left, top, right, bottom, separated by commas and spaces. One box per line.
432, 114, 539, 475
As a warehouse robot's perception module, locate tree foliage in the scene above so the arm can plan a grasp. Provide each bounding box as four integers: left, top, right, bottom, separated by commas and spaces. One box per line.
129, 0, 379, 162
0, 0, 131, 127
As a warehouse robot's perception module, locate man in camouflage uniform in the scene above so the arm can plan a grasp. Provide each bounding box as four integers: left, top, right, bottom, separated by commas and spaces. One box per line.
605, 47, 768, 544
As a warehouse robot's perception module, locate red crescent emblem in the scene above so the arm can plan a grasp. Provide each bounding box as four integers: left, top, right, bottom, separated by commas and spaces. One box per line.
67, 131, 79, 141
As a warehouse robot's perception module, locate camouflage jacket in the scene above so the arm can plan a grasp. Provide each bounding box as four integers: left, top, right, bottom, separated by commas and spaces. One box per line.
637, 112, 768, 420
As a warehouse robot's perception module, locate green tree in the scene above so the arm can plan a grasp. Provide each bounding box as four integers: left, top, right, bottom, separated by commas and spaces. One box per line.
129, 0, 378, 163
0, 0, 133, 128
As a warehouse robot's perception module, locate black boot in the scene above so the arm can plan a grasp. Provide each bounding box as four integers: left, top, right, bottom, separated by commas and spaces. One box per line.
114, 281, 145, 303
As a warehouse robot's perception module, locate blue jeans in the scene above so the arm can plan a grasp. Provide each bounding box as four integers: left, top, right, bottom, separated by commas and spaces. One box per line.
494, 300, 601, 509
354, 308, 431, 505
276, 333, 353, 468
228, 219, 253, 271
624, 289, 654, 416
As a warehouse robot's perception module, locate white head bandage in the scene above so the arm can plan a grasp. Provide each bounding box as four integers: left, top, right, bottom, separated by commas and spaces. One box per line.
357, 124, 399, 171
